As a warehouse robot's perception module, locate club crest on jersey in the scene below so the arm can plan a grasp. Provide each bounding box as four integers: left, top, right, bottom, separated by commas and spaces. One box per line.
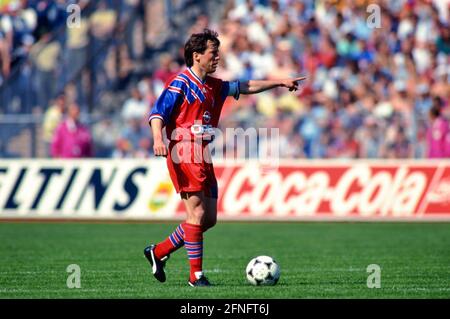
203, 111, 211, 123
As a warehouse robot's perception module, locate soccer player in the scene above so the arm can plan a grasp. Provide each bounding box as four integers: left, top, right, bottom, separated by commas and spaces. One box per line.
145, 29, 305, 287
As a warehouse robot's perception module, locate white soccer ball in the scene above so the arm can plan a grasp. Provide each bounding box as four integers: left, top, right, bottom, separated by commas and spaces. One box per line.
246, 256, 280, 286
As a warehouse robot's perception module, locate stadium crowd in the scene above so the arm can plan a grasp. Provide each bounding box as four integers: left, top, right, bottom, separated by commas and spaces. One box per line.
211, 0, 450, 159
1, 0, 449, 159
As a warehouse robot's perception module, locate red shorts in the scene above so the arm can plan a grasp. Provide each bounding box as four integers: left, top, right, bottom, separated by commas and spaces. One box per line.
166, 141, 218, 198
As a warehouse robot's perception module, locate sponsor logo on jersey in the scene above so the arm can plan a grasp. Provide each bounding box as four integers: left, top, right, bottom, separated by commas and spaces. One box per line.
203, 111, 211, 123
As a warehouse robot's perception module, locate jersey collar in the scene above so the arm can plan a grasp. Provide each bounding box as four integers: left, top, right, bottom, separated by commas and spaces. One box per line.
188, 67, 206, 85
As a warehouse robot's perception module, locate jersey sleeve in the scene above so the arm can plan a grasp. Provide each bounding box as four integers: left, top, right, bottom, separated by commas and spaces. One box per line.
148, 78, 188, 125
221, 80, 240, 101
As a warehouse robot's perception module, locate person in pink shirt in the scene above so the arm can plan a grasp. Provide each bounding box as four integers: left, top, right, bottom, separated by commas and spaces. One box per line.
51, 103, 94, 158
426, 105, 449, 158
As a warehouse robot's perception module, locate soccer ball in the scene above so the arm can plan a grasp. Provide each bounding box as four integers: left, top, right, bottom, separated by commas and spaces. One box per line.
246, 256, 280, 286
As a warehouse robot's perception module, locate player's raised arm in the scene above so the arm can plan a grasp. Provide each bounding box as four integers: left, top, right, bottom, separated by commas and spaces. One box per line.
149, 118, 168, 157
239, 76, 307, 94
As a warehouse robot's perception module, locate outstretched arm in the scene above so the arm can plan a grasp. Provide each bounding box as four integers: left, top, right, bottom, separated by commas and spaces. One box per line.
239, 76, 306, 94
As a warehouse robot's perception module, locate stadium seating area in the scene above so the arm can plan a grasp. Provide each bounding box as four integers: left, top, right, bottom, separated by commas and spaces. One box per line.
0, 0, 449, 159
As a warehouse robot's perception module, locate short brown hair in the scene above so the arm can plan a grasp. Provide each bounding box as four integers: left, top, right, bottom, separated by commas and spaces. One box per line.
184, 29, 220, 67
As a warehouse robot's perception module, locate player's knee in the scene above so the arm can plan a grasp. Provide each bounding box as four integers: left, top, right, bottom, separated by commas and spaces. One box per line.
192, 206, 206, 221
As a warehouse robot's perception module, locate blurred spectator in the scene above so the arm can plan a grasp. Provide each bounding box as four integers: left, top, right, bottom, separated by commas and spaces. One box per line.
134, 137, 152, 158
426, 105, 450, 158
112, 137, 133, 158
29, 32, 61, 109
384, 126, 413, 159
0, 31, 10, 84
42, 93, 66, 157
51, 103, 93, 158
436, 24, 450, 54
88, 0, 117, 106
64, 0, 90, 107
355, 116, 382, 158
137, 76, 157, 109
152, 53, 180, 95
121, 87, 148, 121
115, 117, 152, 158
89, 1, 117, 40
91, 117, 121, 158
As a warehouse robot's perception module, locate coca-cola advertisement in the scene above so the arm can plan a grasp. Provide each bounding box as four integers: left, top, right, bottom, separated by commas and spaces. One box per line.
176, 160, 450, 220
1, 159, 449, 221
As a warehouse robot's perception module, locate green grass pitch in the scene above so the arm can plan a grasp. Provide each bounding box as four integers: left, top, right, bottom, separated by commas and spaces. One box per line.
0, 222, 449, 298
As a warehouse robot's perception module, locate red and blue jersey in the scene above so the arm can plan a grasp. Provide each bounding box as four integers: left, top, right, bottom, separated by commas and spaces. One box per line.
149, 68, 239, 141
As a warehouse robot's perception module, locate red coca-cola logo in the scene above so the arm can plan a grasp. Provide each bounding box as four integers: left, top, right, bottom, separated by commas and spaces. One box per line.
175, 162, 450, 219
217, 164, 431, 217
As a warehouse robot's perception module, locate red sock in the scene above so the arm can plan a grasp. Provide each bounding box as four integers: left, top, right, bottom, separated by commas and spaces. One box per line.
184, 223, 204, 282
154, 223, 185, 259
